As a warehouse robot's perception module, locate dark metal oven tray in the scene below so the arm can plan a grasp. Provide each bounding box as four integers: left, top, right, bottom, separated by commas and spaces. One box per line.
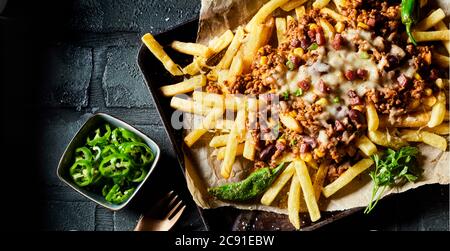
137, 19, 361, 231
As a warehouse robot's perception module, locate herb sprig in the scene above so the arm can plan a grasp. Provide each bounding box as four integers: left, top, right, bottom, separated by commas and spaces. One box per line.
364, 146, 420, 214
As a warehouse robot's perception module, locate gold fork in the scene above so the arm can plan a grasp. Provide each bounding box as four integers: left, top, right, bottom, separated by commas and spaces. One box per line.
134, 191, 186, 231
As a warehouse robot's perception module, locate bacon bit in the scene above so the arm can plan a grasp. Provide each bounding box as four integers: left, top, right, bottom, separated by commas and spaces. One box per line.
290, 38, 301, 48
289, 55, 300, 68
297, 79, 311, 91
332, 34, 344, 50
367, 18, 376, 27
334, 120, 345, 132
429, 69, 439, 80
345, 70, 356, 81
300, 38, 310, 49
316, 30, 326, 46
299, 143, 310, 153
348, 109, 364, 128
356, 69, 368, 80
318, 80, 331, 93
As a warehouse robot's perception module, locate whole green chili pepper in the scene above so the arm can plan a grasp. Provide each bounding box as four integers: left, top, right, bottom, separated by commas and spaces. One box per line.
105, 184, 136, 204
401, 0, 419, 46
75, 147, 93, 162
70, 160, 94, 187
208, 163, 285, 201
87, 124, 112, 146
111, 127, 142, 146
119, 142, 154, 166
99, 153, 132, 178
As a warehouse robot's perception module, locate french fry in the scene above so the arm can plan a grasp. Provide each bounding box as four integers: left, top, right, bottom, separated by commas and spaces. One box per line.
217, 143, 245, 160
171, 41, 212, 58
281, 0, 308, 12
313, 163, 329, 201
428, 92, 446, 128
294, 159, 321, 222
322, 158, 374, 198
411, 30, 450, 42
424, 123, 450, 135
433, 53, 450, 68
356, 135, 378, 156
210, 134, 230, 148
183, 58, 203, 75
434, 22, 450, 54
286, 15, 295, 26
366, 103, 379, 131
246, 0, 289, 31
141, 33, 183, 76
320, 8, 348, 22
379, 111, 430, 128
288, 175, 301, 230
414, 8, 446, 31
184, 108, 224, 147
160, 75, 206, 97
435, 78, 449, 89
209, 30, 234, 53
275, 17, 287, 44
242, 19, 274, 73
295, 6, 306, 20
319, 18, 335, 39
215, 119, 234, 131
261, 162, 295, 206
193, 91, 224, 108
227, 52, 245, 82
400, 130, 447, 151
313, 0, 331, 9
332, 0, 345, 13
170, 96, 210, 115
217, 27, 245, 70
243, 131, 256, 160
368, 130, 407, 149
221, 109, 246, 178
280, 113, 302, 133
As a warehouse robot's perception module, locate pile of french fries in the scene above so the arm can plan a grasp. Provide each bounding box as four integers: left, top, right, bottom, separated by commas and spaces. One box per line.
141, 0, 449, 230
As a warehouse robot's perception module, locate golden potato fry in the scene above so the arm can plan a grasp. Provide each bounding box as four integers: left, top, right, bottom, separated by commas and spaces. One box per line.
242, 19, 274, 73
217, 143, 245, 160
160, 75, 206, 97
261, 162, 295, 206
217, 27, 245, 70
184, 108, 224, 147
281, 0, 308, 12
411, 30, 450, 42
215, 119, 234, 131
424, 123, 450, 135
182, 58, 203, 76
414, 8, 446, 31
209, 30, 234, 53
280, 113, 302, 133
313, 0, 331, 9
227, 52, 244, 83
434, 22, 450, 54
322, 158, 374, 198
275, 17, 287, 44
221, 109, 246, 178
210, 134, 230, 148
356, 135, 378, 156
294, 159, 321, 222
243, 131, 256, 161
295, 6, 306, 20
171, 41, 212, 58
320, 7, 348, 22
433, 53, 450, 68
313, 163, 329, 201
246, 0, 289, 31
428, 92, 446, 128
288, 175, 301, 230
141, 33, 183, 76
379, 111, 431, 128
170, 96, 210, 116
368, 130, 407, 149
366, 103, 379, 132
400, 130, 447, 151
319, 18, 335, 39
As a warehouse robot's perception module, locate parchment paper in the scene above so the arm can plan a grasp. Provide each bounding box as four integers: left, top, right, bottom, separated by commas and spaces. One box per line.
184, 0, 450, 214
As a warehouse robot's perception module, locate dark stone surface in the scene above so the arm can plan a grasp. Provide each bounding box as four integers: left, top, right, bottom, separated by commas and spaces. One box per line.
1, 0, 448, 232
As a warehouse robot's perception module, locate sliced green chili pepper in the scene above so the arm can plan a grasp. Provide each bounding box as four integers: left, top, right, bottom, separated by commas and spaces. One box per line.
105, 184, 136, 204
75, 147, 93, 162
208, 163, 285, 201
401, 0, 418, 46
87, 124, 112, 146
100, 144, 119, 158
70, 160, 94, 187
119, 142, 154, 166
91, 146, 102, 162
127, 167, 148, 183
99, 153, 132, 178
111, 128, 142, 146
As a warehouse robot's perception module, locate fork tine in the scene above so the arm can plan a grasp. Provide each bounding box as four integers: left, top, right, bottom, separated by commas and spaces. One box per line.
166, 194, 179, 210
169, 205, 186, 223
166, 200, 183, 219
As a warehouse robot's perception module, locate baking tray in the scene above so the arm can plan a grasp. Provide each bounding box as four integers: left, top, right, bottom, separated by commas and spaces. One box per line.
137, 19, 361, 231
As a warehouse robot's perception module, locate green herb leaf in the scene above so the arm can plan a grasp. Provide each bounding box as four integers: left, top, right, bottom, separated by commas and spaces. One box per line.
282, 90, 290, 100
295, 89, 303, 96
286, 60, 295, 70
360, 51, 370, 59
364, 146, 420, 214
332, 96, 340, 103
290, 139, 297, 146
308, 43, 318, 50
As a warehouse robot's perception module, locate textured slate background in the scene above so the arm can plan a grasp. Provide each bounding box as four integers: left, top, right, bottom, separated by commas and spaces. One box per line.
1, 0, 448, 231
